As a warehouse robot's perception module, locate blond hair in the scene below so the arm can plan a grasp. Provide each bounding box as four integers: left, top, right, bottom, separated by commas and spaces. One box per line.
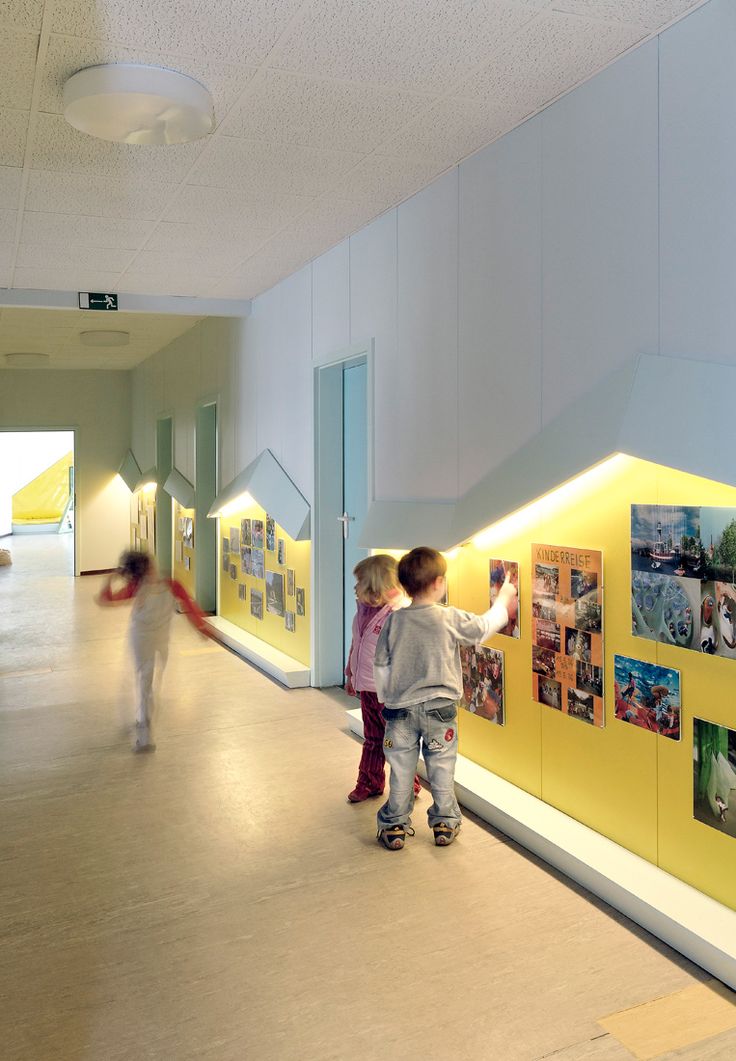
353, 554, 400, 606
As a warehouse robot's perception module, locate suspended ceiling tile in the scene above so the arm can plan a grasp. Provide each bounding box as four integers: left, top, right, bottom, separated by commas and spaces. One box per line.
454, 10, 648, 112
142, 220, 271, 257
12, 267, 123, 290
126, 248, 246, 275
0, 166, 22, 208
273, 0, 549, 94
40, 34, 256, 122
0, 1, 45, 33
332, 153, 444, 206
189, 136, 365, 197
0, 32, 39, 110
163, 185, 313, 231
117, 273, 223, 298
0, 208, 17, 241
0, 109, 29, 167
374, 97, 512, 167
554, 0, 705, 31
32, 113, 206, 182
25, 171, 176, 221
15, 243, 134, 271
21, 211, 154, 249
219, 69, 429, 153
51, 0, 307, 66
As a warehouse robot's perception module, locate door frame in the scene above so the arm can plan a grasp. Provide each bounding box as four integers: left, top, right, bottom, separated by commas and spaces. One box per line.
155, 413, 174, 576
194, 397, 218, 612
312, 340, 374, 687
0, 426, 78, 575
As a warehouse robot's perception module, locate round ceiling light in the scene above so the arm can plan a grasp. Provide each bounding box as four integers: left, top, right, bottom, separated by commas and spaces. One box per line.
4, 352, 50, 367
80, 330, 130, 347
63, 64, 215, 145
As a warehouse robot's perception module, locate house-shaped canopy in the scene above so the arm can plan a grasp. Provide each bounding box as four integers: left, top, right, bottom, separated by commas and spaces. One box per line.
208, 449, 310, 541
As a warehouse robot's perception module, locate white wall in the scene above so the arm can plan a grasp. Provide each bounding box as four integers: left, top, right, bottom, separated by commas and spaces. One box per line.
132, 0, 736, 515
0, 371, 131, 571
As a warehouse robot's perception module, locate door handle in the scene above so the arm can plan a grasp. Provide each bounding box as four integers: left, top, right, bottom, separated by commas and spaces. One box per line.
337, 511, 355, 540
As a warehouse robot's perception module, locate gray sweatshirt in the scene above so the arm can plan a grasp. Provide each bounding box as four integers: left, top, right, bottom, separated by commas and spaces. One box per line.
373, 600, 509, 708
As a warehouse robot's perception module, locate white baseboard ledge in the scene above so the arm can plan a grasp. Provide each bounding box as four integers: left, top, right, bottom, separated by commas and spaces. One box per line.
346, 706, 736, 990
208, 616, 310, 688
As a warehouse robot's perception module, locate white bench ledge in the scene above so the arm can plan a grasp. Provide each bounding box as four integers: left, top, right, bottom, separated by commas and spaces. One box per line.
208, 616, 310, 688
347, 706, 736, 990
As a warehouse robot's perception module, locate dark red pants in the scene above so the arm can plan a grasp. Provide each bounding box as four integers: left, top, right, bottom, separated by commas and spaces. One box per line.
355, 691, 419, 794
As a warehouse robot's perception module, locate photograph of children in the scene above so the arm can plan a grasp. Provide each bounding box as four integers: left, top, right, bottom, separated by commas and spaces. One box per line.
223, 536, 229, 555
532, 543, 604, 726
277, 538, 286, 565
614, 654, 681, 740
532, 599, 557, 621
229, 527, 240, 553
287, 569, 295, 597
229, 562, 237, 581
489, 559, 520, 638
266, 571, 285, 616
183, 518, 194, 548
532, 645, 556, 679
296, 587, 305, 616
565, 627, 592, 662
571, 568, 597, 600
241, 546, 252, 576
535, 620, 561, 652
631, 504, 736, 659
238, 584, 246, 602
285, 610, 295, 632
266, 515, 276, 552
251, 589, 263, 620
536, 677, 562, 710
534, 563, 559, 599
241, 518, 252, 547
693, 718, 736, 839
222, 546, 230, 574
567, 688, 595, 724
252, 519, 264, 549
576, 661, 603, 699
251, 548, 265, 580
459, 646, 505, 724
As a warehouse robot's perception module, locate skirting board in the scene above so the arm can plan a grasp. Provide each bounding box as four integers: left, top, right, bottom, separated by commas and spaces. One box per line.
346, 706, 736, 990
207, 616, 310, 689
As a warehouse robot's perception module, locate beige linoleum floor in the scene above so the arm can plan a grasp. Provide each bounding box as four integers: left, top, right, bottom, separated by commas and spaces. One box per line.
1, 535, 735, 1061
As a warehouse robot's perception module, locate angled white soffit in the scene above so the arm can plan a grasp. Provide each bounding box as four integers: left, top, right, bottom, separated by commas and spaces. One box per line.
361, 354, 736, 552
117, 449, 142, 493
208, 449, 310, 541
134, 466, 158, 492
164, 467, 195, 509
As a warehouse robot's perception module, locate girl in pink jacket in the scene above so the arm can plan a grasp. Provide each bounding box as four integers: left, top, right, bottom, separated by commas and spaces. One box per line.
345, 554, 420, 803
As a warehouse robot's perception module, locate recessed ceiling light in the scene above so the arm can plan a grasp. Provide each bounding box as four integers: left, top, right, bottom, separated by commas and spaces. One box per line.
4, 352, 50, 367
80, 330, 130, 347
63, 64, 215, 145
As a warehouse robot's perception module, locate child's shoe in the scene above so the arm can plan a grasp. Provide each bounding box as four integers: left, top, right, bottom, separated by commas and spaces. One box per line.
133, 723, 156, 753
433, 822, 460, 846
377, 824, 414, 850
347, 784, 383, 803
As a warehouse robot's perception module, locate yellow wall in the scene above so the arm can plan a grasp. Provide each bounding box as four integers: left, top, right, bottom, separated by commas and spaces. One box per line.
172, 502, 195, 597
130, 485, 156, 554
12, 451, 72, 522
449, 454, 736, 910
219, 502, 310, 667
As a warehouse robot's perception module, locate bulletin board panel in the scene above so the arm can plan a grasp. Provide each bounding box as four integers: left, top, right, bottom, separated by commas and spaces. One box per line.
172, 501, 195, 598
219, 502, 310, 668
130, 486, 156, 555
451, 455, 736, 910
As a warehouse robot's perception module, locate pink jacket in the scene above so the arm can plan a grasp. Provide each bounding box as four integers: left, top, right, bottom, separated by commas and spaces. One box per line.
346, 601, 395, 694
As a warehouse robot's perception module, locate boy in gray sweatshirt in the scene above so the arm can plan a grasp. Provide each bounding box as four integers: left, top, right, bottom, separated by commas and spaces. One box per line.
374, 546, 517, 849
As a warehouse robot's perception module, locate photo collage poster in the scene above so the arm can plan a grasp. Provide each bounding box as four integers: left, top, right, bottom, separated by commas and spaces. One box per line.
614, 654, 681, 741
489, 558, 520, 638
631, 505, 736, 658
459, 645, 505, 725
531, 543, 604, 727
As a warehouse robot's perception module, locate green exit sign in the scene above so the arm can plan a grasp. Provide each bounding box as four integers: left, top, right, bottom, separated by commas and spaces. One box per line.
78, 291, 118, 311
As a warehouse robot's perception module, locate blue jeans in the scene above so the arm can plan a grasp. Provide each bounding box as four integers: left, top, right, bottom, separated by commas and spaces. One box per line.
376, 698, 461, 832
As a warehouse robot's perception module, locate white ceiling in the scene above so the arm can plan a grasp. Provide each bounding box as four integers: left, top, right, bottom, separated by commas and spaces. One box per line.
0, 306, 203, 369
0, 0, 709, 305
